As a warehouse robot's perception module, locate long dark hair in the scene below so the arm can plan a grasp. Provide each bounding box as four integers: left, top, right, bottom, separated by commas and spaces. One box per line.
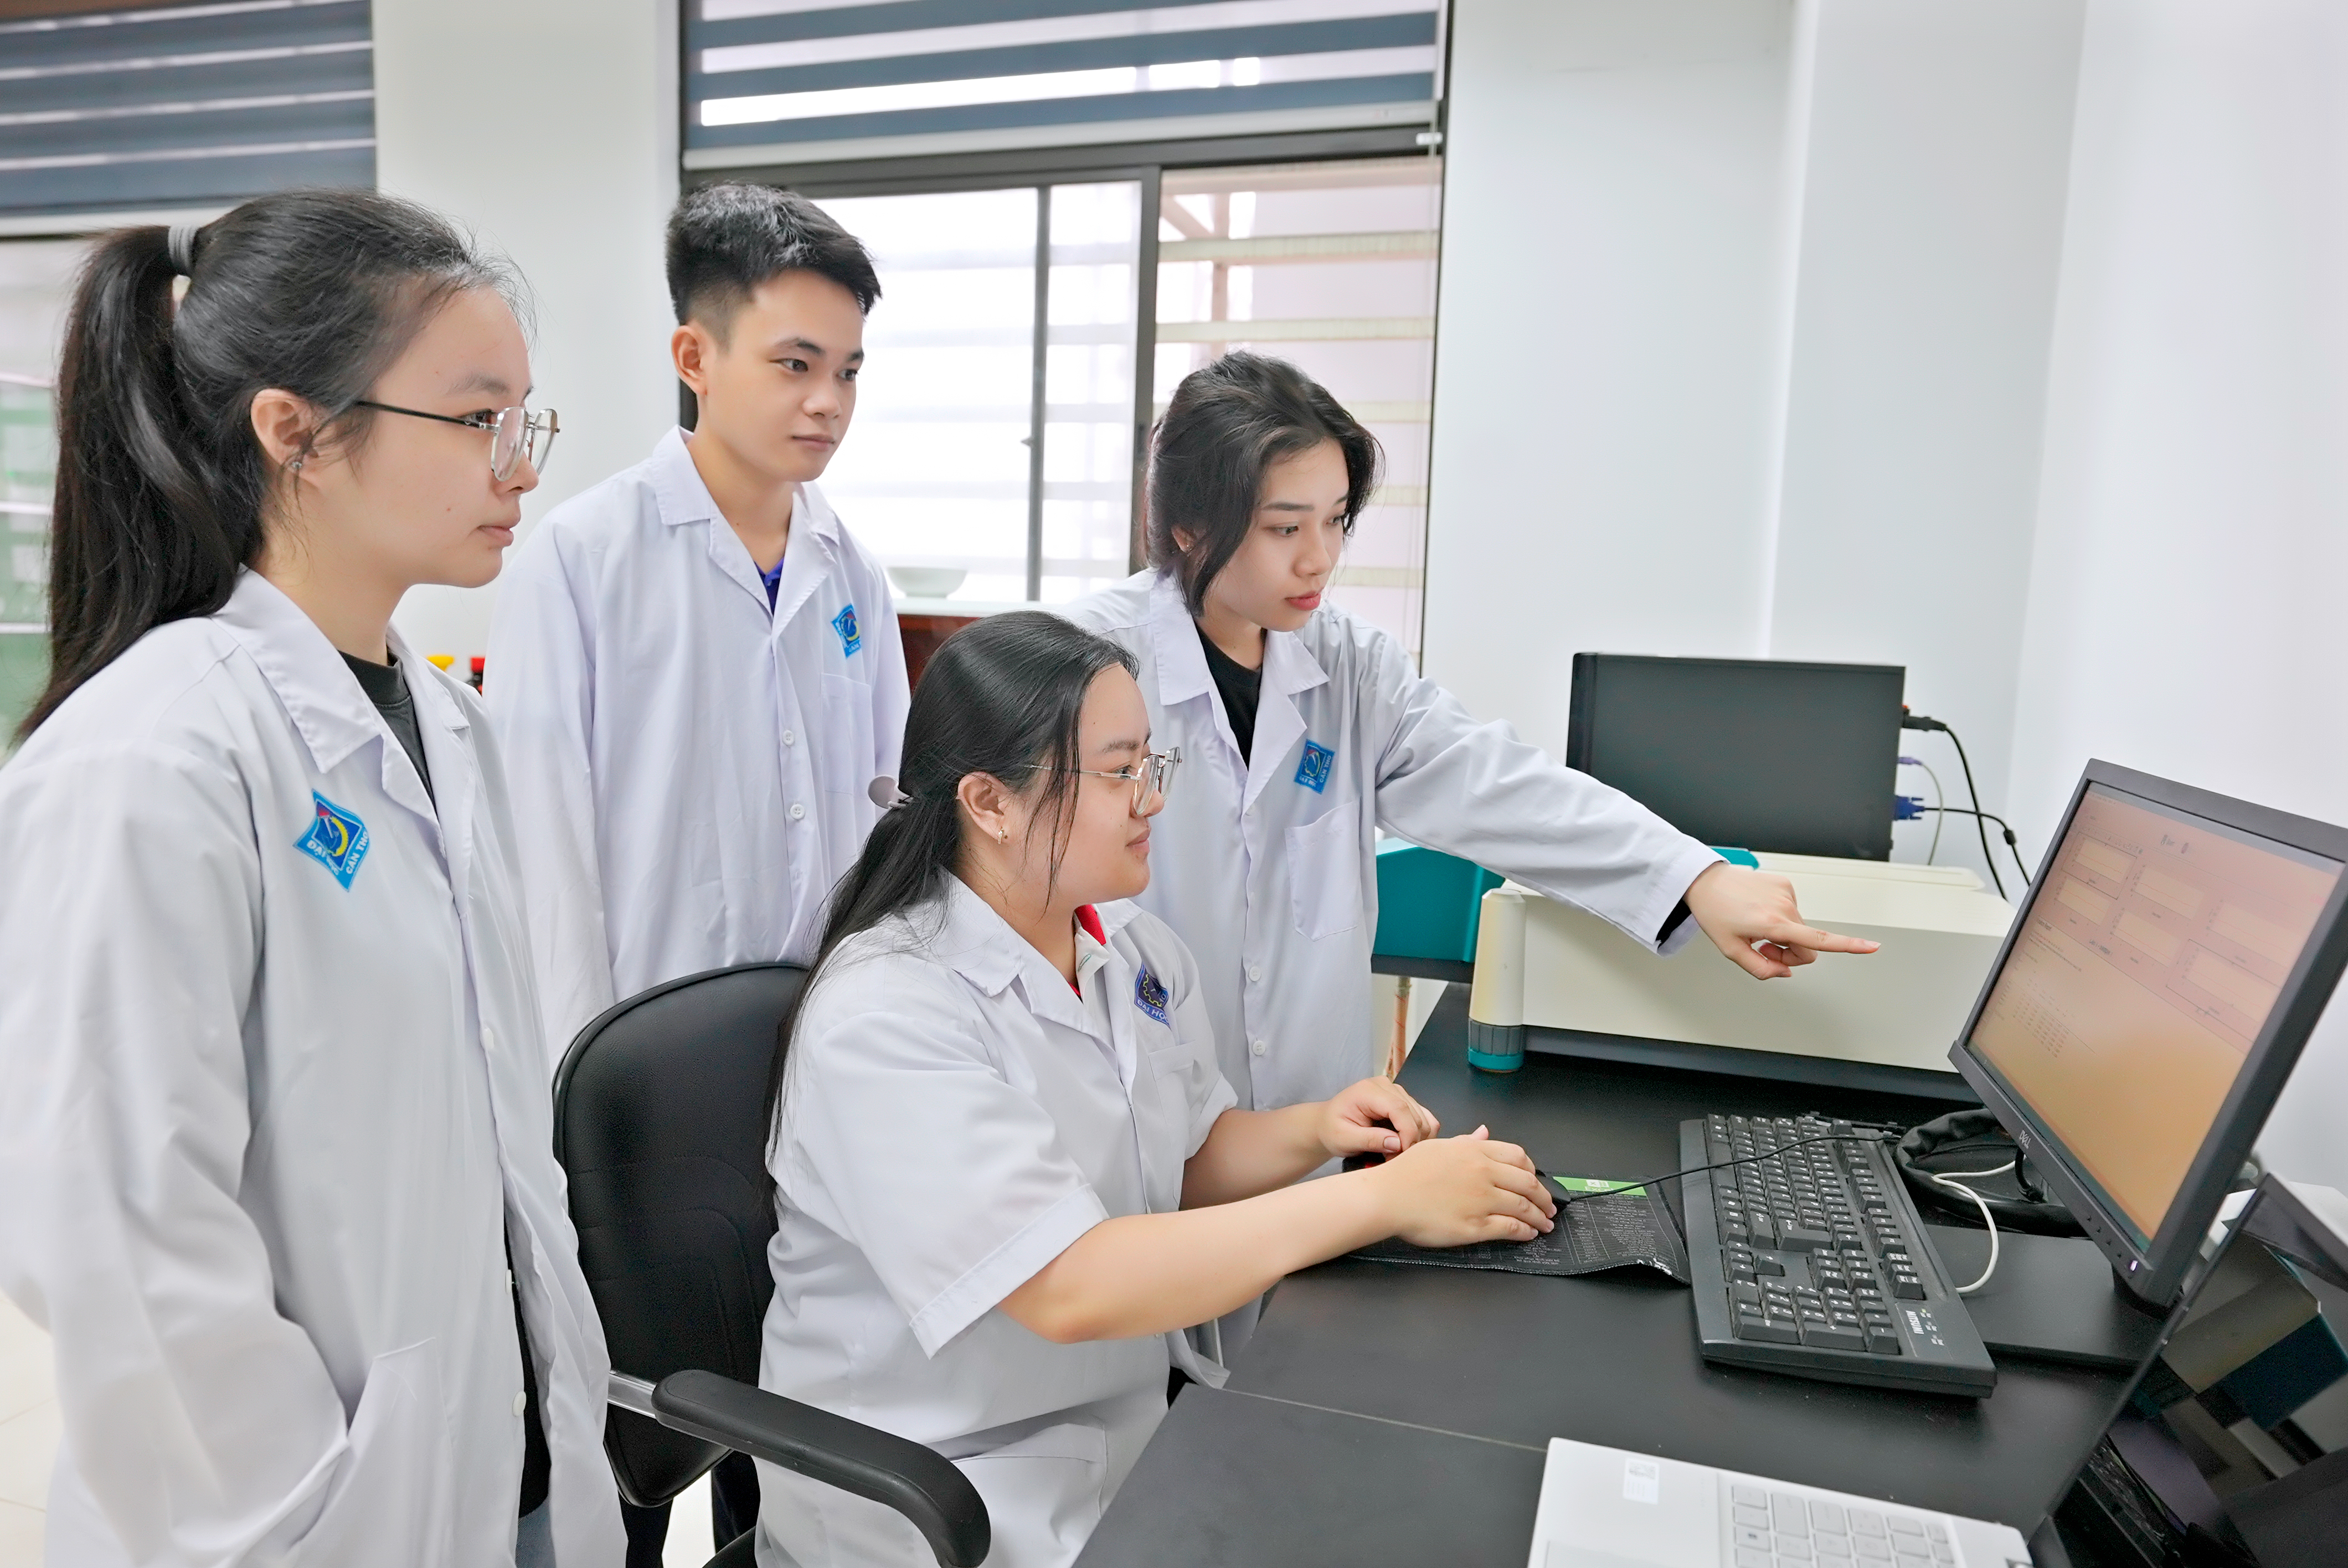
766, 611, 1137, 1126
1146, 350, 1382, 615
25, 189, 512, 738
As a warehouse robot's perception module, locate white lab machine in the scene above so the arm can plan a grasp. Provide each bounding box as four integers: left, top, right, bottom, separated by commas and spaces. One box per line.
1468, 853, 2014, 1078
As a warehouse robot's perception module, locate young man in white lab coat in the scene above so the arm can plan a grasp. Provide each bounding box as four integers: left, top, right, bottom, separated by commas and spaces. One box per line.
486, 184, 907, 1560
1061, 353, 1878, 1117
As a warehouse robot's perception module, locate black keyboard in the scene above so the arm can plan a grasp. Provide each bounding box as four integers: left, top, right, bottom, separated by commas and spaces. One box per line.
1682, 1113, 1997, 1397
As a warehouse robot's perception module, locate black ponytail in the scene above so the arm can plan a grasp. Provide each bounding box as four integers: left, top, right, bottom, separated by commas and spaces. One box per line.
26, 189, 512, 739
766, 611, 1137, 1131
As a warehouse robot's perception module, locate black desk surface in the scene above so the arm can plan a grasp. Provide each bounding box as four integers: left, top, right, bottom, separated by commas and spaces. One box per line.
1081, 1385, 1546, 1567
1082, 989, 2142, 1564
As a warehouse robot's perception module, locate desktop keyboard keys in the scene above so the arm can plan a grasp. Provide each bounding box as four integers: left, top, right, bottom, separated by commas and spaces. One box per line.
1732, 1485, 1768, 1508
1734, 1525, 1774, 1551
1770, 1494, 1809, 1536
1849, 1509, 1886, 1537
1736, 1312, 1800, 1344
1778, 1536, 1815, 1560
1808, 1502, 1846, 1533
1888, 1518, 1925, 1543
1736, 1551, 1774, 1568
1815, 1535, 1853, 1561
1734, 1505, 1774, 1531
1854, 1536, 1892, 1562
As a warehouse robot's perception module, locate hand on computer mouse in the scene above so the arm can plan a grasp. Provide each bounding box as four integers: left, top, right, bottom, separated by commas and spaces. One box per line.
1367, 1126, 1557, 1247
1683, 862, 1881, 979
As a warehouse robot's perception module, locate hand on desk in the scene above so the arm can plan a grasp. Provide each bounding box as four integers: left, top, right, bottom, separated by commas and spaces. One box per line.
1369, 1127, 1556, 1247
1683, 862, 1880, 980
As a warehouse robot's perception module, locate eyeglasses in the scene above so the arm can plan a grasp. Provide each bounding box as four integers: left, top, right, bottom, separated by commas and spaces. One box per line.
1039, 747, 1182, 812
351, 400, 559, 481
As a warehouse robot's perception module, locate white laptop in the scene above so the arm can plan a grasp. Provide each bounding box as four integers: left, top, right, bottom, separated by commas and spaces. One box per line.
1527, 1437, 2035, 1568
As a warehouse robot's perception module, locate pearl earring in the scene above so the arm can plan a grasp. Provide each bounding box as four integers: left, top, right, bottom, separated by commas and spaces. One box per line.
288, 457, 305, 474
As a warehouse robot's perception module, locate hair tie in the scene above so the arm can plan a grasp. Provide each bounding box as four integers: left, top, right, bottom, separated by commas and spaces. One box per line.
166, 221, 201, 277
867, 776, 910, 810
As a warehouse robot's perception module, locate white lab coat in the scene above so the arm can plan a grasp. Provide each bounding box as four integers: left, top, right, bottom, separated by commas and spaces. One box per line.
756, 879, 1237, 1568
0, 571, 623, 1567
1058, 570, 1721, 1111
487, 428, 909, 1067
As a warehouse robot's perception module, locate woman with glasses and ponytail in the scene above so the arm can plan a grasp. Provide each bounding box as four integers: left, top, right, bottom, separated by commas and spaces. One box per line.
0, 194, 619, 1566
753, 610, 1553, 1568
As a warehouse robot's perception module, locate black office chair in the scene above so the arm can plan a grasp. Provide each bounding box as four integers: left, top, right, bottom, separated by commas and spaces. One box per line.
553, 962, 990, 1567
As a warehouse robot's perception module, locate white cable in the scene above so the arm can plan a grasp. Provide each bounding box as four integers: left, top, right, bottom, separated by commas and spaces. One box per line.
1929, 1163, 2014, 1294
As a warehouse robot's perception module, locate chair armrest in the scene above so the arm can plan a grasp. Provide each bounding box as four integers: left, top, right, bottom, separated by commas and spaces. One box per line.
626, 1368, 990, 1568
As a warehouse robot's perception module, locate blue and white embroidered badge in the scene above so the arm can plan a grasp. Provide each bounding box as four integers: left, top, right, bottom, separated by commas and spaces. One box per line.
296, 791, 370, 888
1294, 740, 1335, 793
1134, 967, 1170, 1024
831, 603, 862, 657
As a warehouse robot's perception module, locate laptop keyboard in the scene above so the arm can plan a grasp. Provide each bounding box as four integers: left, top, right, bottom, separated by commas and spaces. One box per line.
1683, 1113, 1997, 1396
1725, 1479, 1961, 1568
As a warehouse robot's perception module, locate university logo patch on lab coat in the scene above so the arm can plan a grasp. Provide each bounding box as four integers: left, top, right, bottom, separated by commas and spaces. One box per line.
831, 603, 861, 657
1295, 740, 1335, 793
296, 791, 371, 888
1134, 966, 1170, 1024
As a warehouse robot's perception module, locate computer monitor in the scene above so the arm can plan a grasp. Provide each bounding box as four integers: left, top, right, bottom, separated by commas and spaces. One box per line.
1565, 654, 1905, 860
1951, 760, 2348, 1307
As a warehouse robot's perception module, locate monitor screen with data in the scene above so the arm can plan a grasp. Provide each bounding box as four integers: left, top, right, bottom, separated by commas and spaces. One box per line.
1967, 783, 2344, 1248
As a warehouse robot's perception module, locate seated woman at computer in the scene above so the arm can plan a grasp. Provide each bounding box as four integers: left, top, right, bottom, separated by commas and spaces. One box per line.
1058, 351, 1878, 1116
757, 612, 1553, 1568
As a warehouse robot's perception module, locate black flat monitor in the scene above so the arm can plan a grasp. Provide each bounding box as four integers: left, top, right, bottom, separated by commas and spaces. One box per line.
1951, 761, 2348, 1307
1565, 654, 1904, 860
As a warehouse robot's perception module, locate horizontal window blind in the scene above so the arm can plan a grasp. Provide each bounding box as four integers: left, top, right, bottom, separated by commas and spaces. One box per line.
686, 0, 1441, 171
0, 0, 373, 220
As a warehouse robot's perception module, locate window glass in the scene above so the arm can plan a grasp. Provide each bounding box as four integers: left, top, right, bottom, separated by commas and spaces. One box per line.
1154, 157, 1442, 659
1042, 180, 1141, 603
810, 187, 1039, 605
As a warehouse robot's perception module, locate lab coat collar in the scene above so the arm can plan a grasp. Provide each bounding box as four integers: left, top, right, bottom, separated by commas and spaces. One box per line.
648, 427, 845, 623
215, 570, 408, 782
1146, 571, 1214, 709
924, 876, 1107, 1037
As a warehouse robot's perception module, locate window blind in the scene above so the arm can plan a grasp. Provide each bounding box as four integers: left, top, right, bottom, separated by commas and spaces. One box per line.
685, 0, 1441, 171
0, 0, 373, 220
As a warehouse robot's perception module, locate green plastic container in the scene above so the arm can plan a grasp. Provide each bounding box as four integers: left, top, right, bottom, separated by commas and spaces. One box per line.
1371, 839, 1503, 967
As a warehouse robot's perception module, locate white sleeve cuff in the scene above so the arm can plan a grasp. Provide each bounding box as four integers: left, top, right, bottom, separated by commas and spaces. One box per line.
907, 1184, 1108, 1356
1654, 844, 1727, 955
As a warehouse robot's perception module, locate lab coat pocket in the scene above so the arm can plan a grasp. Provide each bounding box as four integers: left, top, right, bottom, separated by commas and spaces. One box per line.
270, 1339, 455, 1567
1285, 800, 1362, 941
820, 673, 876, 794
955, 1421, 1109, 1566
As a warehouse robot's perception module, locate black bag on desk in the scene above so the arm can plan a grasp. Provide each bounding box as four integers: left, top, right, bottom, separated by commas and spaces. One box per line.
1348, 1172, 1691, 1285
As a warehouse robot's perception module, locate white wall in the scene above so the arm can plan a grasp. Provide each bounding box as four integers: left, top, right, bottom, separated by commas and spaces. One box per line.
373, 0, 683, 664
2008, 0, 2348, 1190
1765, 0, 2084, 891
1425, 0, 2088, 891
1422, 0, 1799, 761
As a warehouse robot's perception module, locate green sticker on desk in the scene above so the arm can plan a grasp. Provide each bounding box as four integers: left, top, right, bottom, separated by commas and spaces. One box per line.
1551, 1175, 1648, 1198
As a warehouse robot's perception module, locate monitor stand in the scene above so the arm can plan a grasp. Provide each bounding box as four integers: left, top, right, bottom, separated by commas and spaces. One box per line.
1923, 1224, 2169, 1371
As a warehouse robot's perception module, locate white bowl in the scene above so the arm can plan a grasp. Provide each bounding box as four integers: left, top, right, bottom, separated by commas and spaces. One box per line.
888, 566, 968, 600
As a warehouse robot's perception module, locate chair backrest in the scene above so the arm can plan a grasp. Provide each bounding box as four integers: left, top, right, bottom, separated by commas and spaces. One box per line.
553, 962, 807, 1509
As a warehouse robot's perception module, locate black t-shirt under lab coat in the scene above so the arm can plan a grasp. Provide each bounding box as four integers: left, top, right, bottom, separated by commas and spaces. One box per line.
1196, 622, 1263, 766
342, 651, 552, 1519
1186, 625, 1695, 944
